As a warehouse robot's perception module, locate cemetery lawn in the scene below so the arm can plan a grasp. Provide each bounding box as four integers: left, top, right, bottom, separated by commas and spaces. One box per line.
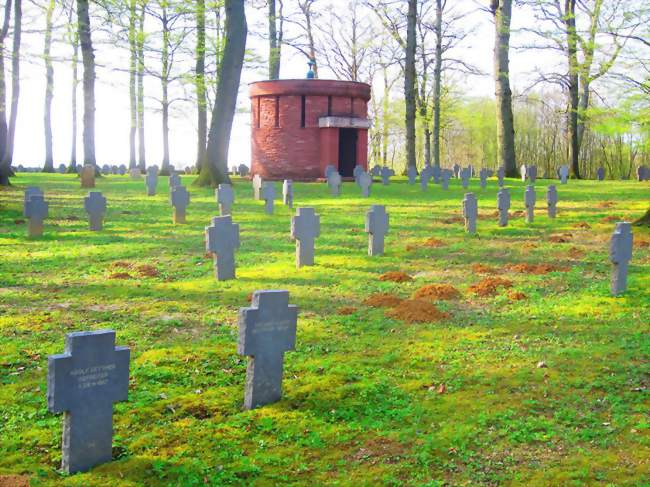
1, 173, 649, 486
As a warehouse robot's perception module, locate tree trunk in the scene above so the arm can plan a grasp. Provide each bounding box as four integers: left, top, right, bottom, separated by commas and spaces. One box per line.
432, 0, 442, 167
43, 0, 54, 172
160, 8, 170, 174
268, 0, 280, 79
196, 0, 206, 171
0, 0, 12, 186
491, 0, 517, 177
634, 207, 650, 227
301, 0, 317, 77
4, 0, 20, 168
68, 25, 79, 172
564, 0, 580, 178
404, 0, 417, 171
195, 0, 247, 187
137, 4, 146, 171
381, 67, 389, 167
77, 0, 96, 167
128, 0, 137, 169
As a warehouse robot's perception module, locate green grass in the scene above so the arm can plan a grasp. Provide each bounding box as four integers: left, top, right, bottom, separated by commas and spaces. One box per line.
0, 173, 649, 486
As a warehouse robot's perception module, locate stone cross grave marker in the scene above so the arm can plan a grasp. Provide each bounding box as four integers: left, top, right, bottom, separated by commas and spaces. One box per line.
253, 174, 263, 200
432, 165, 441, 184
453, 163, 460, 179
637, 165, 649, 182
462, 193, 478, 234
365, 205, 389, 256
327, 171, 342, 196
324, 164, 336, 179
238, 164, 249, 176
171, 185, 190, 224
479, 168, 489, 189
460, 167, 471, 189
497, 187, 510, 227
370, 165, 381, 176
528, 165, 537, 183
84, 191, 107, 231
407, 166, 417, 185
596, 167, 605, 181
169, 173, 181, 193
47, 329, 130, 474
359, 171, 372, 197
81, 165, 95, 188
420, 165, 433, 190
111, 165, 118, 175
205, 215, 240, 280
118, 165, 127, 175
102, 165, 111, 175
145, 167, 158, 196
76, 165, 83, 175
380, 166, 392, 185
262, 182, 275, 214
238, 290, 298, 409
58, 164, 66, 174
559, 165, 569, 184
25, 194, 48, 237
609, 222, 633, 295
215, 184, 234, 215
496, 166, 505, 187
520, 164, 527, 182
129, 168, 141, 179
291, 207, 320, 267
283, 179, 293, 208
524, 185, 536, 223
440, 169, 451, 190
546, 185, 558, 218
23, 187, 43, 216
353, 165, 364, 186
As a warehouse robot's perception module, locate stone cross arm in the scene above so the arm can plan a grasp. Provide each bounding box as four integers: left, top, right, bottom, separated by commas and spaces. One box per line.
291, 209, 320, 241
206, 217, 240, 254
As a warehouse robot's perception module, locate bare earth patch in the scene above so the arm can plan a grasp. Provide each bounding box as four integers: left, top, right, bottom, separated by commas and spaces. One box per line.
567, 247, 586, 259
137, 264, 160, 277
573, 222, 592, 229
13, 219, 25, 225
413, 284, 461, 300
507, 290, 528, 301
363, 293, 403, 308
598, 201, 614, 208
549, 234, 572, 243
385, 299, 449, 323
379, 271, 413, 283
349, 436, 407, 465
108, 272, 132, 280
337, 306, 357, 315
471, 263, 499, 274
469, 277, 514, 297
441, 216, 464, 224
0, 475, 30, 487
505, 263, 570, 275
406, 238, 446, 251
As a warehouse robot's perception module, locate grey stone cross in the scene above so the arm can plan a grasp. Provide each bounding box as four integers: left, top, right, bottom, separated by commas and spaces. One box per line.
420, 165, 433, 190
453, 163, 460, 178
358, 171, 372, 197
25, 194, 48, 237
169, 173, 181, 193
262, 182, 276, 214
528, 165, 538, 183
460, 167, 471, 189
84, 191, 107, 231
239, 164, 249, 176
462, 192, 478, 234
596, 167, 605, 181
524, 185, 536, 223
380, 166, 392, 185
282, 179, 293, 208
59, 164, 67, 174
145, 166, 158, 196
215, 184, 234, 215
546, 185, 558, 218
205, 215, 240, 280
479, 168, 489, 189
327, 171, 342, 196
432, 165, 441, 184
118, 165, 127, 175
291, 207, 320, 267
609, 222, 633, 295
324, 164, 336, 179
496, 166, 505, 187
238, 290, 298, 409
365, 205, 389, 256
559, 165, 569, 184
370, 165, 381, 176
407, 165, 417, 185
253, 174, 263, 200
441, 169, 451, 190
23, 187, 43, 216
353, 165, 364, 185
171, 185, 190, 224
497, 187, 510, 227
47, 329, 130, 474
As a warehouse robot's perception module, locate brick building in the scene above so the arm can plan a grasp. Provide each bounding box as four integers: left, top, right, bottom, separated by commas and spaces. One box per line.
249, 79, 371, 180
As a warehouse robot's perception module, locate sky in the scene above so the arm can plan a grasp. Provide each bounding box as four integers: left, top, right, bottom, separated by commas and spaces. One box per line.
13, 0, 562, 169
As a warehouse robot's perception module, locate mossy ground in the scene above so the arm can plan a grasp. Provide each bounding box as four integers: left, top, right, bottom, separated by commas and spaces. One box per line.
0, 174, 648, 486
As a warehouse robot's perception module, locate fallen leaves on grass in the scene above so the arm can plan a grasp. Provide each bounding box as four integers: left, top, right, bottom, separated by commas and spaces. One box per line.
471, 263, 498, 274
549, 234, 572, 243
363, 293, 403, 308
13, 219, 25, 225
385, 299, 449, 323
379, 271, 413, 283
507, 290, 528, 301
598, 201, 614, 208
413, 284, 461, 300
573, 222, 592, 229
337, 306, 357, 315
469, 277, 513, 297
521, 242, 538, 251
568, 247, 585, 259
601, 215, 621, 223
636, 240, 649, 249
108, 272, 132, 280
109, 261, 160, 278
406, 238, 445, 251
506, 263, 569, 275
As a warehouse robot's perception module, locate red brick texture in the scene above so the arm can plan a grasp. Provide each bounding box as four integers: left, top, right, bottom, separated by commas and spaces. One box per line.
250, 79, 371, 180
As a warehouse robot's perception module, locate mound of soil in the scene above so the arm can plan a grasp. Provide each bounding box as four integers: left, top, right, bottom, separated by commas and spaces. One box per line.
14, 219, 25, 225
507, 290, 528, 301
636, 240, 649, 249
598, 201, 614, 208
573, 222, 591, 229
521, 242, 538, 250
469, 277, 513, 297
413, 284, 461, 300
379, 271, 413, 283
510, 210, 526, 218
601, 215, 620, 223
337, 306, 357, 315
471, 263, 498, 274
109, 272, 132, 280
137, 264, 159, 277
363, 293, 403, 308
406, 238, 446, 251
112, 261, 133, 269
441, 216, 464, 224
567, 247, 585, 259
385, 299, 449, 323
506, 263, 569, 275
549, 234, 572, 243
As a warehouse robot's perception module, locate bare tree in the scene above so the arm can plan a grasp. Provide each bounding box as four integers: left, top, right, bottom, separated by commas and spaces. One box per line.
0, 0, 12, 185
78, 0, 96, 167
404, 0, 416, 171
4, 0, 21, 169
268, 0, 282, 78
43, 0, 55, 172
283, 0, 318, 76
